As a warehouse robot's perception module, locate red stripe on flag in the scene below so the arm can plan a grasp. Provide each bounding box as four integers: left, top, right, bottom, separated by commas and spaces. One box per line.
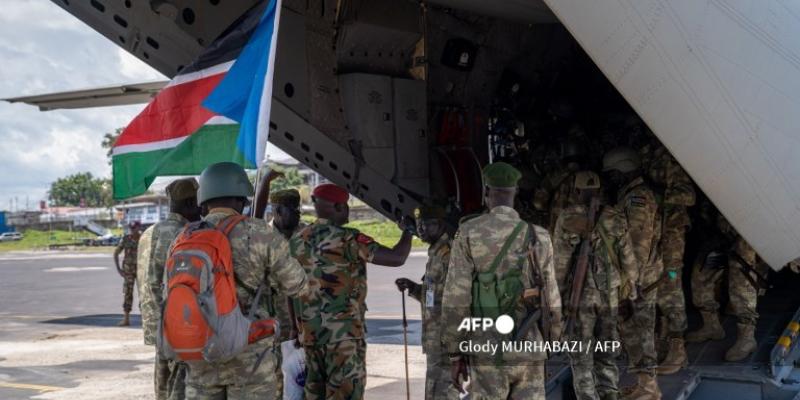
115, 73, 225, 147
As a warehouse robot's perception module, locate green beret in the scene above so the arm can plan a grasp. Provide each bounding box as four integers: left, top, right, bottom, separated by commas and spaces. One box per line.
165, 178, 199, 201
414, 203, 446, 220
482, 162, 522, 188
269, 189, 301, 208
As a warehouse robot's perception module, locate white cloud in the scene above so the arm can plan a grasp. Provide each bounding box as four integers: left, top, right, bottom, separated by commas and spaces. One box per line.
0, 0, 161, 210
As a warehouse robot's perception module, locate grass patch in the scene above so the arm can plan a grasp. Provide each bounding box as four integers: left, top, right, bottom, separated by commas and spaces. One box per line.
0, 229, 97, 252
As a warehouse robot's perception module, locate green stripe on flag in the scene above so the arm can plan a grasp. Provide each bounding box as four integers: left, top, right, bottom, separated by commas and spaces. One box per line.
112, 124, 255, 199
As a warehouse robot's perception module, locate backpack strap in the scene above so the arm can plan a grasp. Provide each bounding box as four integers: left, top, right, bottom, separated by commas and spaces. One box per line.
487, 221, 526, 275
216, 215, 247, 236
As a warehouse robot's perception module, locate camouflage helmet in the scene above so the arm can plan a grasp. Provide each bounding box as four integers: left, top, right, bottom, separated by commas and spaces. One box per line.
573, 171, 601, 190
602, 147, 640, 173
197, 162, 255, 204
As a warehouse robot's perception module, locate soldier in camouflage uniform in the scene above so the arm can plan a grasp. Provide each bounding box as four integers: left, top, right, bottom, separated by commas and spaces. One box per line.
114, 220, 142, 326
687, 210, 762, 362
553, 171, 638, 400
602, 147, 662, 400
396, 203, 457, 400
137, 178, 200, 400
543, 139, 590, 232
641, 144, 695, 374
442, 162, 562, 400
290, 183, 413, 400
184, 162, 319, 400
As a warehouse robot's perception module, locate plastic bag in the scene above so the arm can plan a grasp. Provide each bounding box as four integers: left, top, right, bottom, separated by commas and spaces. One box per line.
281, 340, 306, 400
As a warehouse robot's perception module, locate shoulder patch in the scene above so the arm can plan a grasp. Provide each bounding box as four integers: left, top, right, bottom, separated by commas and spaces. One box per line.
629, 196, 647, 208
356, 233, 375, 245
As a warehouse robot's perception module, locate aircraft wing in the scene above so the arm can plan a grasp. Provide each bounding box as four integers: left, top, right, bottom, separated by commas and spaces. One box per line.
544, 0, 800, 269
3, 81, 167, 111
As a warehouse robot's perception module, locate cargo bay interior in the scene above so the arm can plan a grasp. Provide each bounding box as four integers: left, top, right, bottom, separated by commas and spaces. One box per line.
265, 1, 800, 399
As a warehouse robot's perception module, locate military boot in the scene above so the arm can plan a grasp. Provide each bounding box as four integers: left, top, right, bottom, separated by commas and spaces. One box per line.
621, 373, 661, 400
724, 323, 757, 362
656, 338, 687, 375
685, 311, 725, 343
117, 312, 130, 327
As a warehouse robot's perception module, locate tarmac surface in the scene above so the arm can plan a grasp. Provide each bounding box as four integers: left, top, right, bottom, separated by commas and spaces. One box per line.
0, 251, 429, 399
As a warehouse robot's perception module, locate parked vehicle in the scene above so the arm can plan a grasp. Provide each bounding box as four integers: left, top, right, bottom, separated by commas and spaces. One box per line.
0, 232, 23, 241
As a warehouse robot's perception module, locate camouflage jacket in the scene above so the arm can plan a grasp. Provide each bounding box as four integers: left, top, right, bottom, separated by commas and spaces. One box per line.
136, 212, 188, 346
290, 218, 380, 345
617, 177, 662, 286
548, 171, 583, 232
408, 233, 451, 355
441, 206, 562, 359
115, 233, 139, 271
647, 145, 695, 232
271, 220, 307, 342
552, 204, 639, 297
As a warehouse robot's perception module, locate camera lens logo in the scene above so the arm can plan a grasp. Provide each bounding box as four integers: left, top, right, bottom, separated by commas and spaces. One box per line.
457, 315, 515, 333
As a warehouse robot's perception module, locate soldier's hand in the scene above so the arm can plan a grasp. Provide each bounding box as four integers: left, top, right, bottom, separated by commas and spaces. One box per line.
449, 355, 468, 394
398, 216, 417, 236
263, 169, 284, 183
395, 278, 418, 293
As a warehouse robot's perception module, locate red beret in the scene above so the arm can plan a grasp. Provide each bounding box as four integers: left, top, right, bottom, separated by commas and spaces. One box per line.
312, 183, 349, 204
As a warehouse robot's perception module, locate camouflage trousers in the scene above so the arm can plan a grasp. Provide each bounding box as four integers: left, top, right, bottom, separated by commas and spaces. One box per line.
121, 268, 136, 313
656, 223, 689, 335
304, 339, 366, 400
185, 340, 280, 400
425, 351, 460, 400
155, 354, 187, 400
468, 362, 545, 400
568, 286, 620, 400
690, 249, 759, 325
620, 287, 657, 375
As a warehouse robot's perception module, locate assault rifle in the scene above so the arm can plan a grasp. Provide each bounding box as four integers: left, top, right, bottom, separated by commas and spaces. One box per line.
564, 196, 600, 335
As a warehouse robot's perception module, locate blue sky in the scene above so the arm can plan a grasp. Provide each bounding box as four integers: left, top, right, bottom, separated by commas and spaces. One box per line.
0, 0, 289, 210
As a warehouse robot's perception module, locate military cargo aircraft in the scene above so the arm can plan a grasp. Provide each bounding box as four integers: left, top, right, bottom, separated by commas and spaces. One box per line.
6, 1, 800, 399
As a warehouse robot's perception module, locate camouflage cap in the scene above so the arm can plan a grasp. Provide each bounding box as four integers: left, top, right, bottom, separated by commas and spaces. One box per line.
165, 178, 199, 201
414, 203, 446, 220
482, 162, 522, 188
270, 189, 301, 208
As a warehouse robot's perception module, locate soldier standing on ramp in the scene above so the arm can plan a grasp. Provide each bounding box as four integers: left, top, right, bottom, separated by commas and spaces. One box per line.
395, 203, 457, 400
602, 147, 662, 400
137, 178, 201, 400
290, 183, 414, 400
442, 162, 562, 400
114, 220, 142, 326
553, 171, 638, 400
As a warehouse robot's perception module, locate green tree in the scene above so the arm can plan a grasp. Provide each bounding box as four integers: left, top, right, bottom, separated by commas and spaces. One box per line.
101, 128, 124, 165
270, 166, 304, 192
48, 173, 113, 207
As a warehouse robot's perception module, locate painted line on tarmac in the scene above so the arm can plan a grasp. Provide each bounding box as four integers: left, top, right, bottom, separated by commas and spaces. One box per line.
0, 382, 63, 393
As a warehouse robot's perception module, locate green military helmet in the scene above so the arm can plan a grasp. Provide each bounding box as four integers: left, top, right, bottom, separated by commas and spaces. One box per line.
197, 162, 255, 204
573, 170, 601, 190
602, 146, 641, 173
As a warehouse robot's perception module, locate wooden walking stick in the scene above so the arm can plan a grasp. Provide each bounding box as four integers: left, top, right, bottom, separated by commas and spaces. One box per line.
402, 290, 410, 400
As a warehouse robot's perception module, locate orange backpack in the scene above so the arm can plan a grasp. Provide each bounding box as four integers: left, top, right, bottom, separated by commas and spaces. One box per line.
157, 215, 277, 363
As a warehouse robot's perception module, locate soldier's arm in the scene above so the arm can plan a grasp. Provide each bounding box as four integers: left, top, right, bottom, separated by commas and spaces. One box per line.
136, 229, 157, 301
535, 229, 563, 329
664, 162, 695, 206
371, 229, 413, 267
113, 239, 124, 274
624, 192, 657, 265
269, 232, 318, 299
441, 230, 474, 354
617, 222, 641, 289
